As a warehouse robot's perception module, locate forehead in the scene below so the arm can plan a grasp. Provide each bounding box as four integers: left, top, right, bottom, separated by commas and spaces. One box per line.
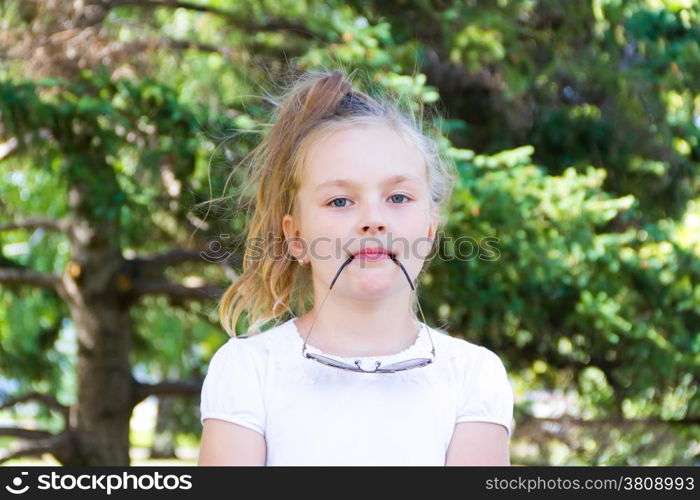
301, 124, 426, 188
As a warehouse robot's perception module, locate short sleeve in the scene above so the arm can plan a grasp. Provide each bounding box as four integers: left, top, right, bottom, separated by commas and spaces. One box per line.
199, 338, 266, 436
455, 346, 514, 437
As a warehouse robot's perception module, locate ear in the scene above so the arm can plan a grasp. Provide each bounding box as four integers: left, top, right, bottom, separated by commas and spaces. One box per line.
282, 213, 302, 260
428, 206, 439, 241
282, 213, 293, 240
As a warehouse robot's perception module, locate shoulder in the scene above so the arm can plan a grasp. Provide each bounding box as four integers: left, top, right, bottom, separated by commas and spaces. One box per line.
209, 319, 292, 364
430, 327, 509, 380
430, 326, 499, 364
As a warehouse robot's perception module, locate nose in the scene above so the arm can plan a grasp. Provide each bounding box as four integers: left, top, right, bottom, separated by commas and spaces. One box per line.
359, 203, 387, 234
361, 221, 386, 233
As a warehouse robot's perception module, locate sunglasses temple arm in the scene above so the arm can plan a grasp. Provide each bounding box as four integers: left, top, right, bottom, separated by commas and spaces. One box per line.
330, 254, 355, 289
302, 254, 355, 356
389, 255, 436, 357
303, 253, 435, 359
389, 254, 415, 291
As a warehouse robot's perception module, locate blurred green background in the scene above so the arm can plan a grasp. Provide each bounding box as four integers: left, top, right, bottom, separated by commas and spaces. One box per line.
0, 0, 698, 466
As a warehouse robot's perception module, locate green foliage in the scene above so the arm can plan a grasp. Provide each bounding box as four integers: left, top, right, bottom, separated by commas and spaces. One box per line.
0, 0, 698, 465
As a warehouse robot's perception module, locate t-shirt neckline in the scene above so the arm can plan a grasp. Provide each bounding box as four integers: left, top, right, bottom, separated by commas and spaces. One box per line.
285, 317, 430, 361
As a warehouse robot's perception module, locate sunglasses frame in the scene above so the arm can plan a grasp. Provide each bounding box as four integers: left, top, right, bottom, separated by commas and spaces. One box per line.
304, 351, 434, 373
300, 252, 436, 374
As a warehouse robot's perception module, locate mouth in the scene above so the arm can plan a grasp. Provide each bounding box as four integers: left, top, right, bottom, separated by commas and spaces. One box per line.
331, 246, 415, 290
351, 247, 397, 260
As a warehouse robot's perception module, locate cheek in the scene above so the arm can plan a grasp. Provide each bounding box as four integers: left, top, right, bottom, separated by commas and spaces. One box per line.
299, 226, 338, 261
309, 239, 337, 262
400, 224, 434, 261
303, 213, 355, 252
411, 236, 435, 261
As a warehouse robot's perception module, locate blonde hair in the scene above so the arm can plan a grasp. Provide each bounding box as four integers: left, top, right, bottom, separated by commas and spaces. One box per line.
216, 67, 457, 337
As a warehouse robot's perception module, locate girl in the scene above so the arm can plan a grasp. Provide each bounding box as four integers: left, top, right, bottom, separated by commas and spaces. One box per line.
197, 69, 514, 466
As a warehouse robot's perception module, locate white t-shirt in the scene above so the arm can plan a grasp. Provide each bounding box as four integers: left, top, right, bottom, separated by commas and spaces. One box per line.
200, 317, 514, 466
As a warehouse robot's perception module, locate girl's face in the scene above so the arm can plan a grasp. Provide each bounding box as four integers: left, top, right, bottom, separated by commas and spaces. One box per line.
283, 123, 438, 299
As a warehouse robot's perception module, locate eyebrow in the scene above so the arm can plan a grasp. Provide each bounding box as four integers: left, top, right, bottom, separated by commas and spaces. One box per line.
315, 174, 422, 191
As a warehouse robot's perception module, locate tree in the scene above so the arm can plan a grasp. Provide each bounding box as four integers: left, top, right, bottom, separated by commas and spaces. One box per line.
0, 72, 241, 464
1, 0, 698, 465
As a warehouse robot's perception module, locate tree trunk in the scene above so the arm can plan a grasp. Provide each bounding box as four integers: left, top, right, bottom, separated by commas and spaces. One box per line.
149, 397, 178, 459
66, 283, 134, 465
61, 157, 134, 465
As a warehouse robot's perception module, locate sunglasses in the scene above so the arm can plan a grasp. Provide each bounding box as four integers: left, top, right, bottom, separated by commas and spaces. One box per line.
300, 252, 435, 373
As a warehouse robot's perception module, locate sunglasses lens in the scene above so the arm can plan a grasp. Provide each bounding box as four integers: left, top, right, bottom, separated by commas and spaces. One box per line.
306, 353, 359, 371
377, 358, 432, 372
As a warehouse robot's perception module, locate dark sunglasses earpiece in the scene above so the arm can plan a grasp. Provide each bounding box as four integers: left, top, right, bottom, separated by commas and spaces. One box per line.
301, 251, 436, 373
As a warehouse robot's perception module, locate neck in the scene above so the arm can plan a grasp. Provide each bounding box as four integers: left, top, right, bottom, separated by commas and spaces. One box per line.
296, 287, 421, 357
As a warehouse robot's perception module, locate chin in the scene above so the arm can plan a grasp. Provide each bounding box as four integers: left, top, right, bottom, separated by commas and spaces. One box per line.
352, 277, 400, 296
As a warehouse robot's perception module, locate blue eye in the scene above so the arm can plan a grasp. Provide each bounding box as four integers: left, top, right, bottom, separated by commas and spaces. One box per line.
389, 194, 410, 204
329, 198, 350, 208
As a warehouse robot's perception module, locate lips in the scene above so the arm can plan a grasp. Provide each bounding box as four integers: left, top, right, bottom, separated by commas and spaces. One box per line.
352, 247, 395, 258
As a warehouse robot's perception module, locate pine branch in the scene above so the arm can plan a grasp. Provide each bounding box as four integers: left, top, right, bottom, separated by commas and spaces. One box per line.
130, 248, 214, 268
522, 414, 700, 427
0, 392, 71, 421
101, 0, 321, 40
0, 427, 54, 439
0, 130, 53, 160
0, 432, 72, 465
132, 379, 203, 406
133, 279, 223, 300
0, 137, 19, 160
0, 268, 65, 296
0, 216, 73, 234
120, 248, 238, 305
